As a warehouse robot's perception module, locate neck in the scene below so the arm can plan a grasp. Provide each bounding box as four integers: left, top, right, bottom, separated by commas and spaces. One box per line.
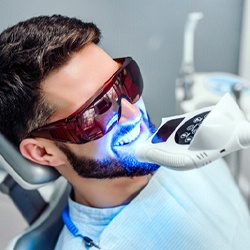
71, 174, 152, 208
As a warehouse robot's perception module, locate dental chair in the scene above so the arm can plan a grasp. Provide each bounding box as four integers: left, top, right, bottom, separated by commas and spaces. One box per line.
0, 132, 71, 250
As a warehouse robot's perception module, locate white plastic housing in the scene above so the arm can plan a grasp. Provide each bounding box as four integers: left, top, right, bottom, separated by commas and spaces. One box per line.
135, 94, 250, 170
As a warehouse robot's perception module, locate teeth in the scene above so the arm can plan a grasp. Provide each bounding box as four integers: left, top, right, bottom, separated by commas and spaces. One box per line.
115, 124, 140, 146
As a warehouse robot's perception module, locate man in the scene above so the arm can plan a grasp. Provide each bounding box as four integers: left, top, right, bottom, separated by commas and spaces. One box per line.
0, 15, 249, 249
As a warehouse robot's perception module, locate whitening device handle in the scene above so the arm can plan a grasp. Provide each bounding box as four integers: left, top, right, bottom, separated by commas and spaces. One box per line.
136, 94, 250, 170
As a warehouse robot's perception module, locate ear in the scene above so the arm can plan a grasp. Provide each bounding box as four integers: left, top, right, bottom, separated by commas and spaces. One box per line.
19, 138, 67, 167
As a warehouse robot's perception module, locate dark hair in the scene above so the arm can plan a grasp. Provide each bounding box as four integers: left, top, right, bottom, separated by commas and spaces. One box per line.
0, 15, 101, 146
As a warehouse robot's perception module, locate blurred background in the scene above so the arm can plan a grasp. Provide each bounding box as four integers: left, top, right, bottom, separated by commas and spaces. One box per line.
0, 0, 249, 248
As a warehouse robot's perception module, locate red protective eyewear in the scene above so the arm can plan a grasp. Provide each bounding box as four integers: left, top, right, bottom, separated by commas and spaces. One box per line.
26, 57, 143, 144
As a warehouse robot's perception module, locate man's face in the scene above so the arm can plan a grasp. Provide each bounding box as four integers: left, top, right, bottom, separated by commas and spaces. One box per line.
42, 43, 159, 178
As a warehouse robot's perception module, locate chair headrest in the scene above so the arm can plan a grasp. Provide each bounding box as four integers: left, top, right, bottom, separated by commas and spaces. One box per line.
0, 133, 60, 190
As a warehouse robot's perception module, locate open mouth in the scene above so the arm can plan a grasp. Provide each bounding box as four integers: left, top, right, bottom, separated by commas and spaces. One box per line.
113, 123, 141, 146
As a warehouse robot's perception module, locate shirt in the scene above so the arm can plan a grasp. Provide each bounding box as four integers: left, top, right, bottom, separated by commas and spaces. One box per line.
55, 159, 250, 250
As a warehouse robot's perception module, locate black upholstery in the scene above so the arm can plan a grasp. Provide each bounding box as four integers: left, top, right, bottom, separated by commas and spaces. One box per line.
13, 180, 71, 250
0, 132, 70, 249
3, 177, 71, 250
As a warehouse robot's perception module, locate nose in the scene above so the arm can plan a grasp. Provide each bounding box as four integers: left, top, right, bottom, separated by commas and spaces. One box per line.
118, 98, 141, 124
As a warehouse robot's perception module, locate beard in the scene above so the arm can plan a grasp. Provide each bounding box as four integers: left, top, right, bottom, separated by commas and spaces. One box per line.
55, 113, 160, 179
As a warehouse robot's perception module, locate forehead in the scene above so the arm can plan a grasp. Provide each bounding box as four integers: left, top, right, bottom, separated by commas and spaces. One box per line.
42, 43, 119, 122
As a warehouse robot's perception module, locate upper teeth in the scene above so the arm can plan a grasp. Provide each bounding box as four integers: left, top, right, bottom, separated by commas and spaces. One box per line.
114, 124, 140, 146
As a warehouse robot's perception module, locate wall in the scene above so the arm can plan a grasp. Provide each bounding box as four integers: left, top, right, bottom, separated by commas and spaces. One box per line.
0, 0, 244, 248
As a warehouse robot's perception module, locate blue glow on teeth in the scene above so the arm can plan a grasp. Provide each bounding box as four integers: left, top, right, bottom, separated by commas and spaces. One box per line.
115, 125, 140, 146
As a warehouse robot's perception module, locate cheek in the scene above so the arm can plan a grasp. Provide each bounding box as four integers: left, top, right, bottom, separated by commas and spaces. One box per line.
67, 132, 115, 160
